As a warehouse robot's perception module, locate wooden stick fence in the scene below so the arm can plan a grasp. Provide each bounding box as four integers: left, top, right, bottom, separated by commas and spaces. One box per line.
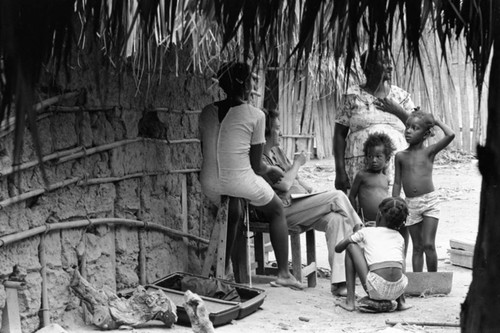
0, 137, 200, 178
0, 168, 201, 209
0, 218, 209, 249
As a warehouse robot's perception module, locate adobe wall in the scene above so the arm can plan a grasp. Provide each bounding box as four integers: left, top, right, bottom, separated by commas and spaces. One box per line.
0, 49, 221, 332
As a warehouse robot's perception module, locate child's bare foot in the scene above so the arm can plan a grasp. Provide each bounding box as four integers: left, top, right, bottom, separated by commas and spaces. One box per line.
396, 295, 412, 311
396, 302, 413, 311
333, 298, 356, 311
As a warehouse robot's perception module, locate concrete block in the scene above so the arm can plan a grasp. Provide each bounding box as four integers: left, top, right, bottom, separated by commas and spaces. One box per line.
448, 249, 473, 269
450, 239, 475, 252
405, 272, 453, 296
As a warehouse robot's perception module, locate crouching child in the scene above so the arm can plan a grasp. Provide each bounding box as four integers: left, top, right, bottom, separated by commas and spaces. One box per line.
334, 197, 411, 312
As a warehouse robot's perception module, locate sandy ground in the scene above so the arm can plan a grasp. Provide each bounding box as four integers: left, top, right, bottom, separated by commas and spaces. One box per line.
64, 156, 480, 333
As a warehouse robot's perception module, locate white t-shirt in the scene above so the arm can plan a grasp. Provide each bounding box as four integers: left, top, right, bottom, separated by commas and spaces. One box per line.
217, 104, 266, 172
216, 104, 274, 206
350, 227, 405, 266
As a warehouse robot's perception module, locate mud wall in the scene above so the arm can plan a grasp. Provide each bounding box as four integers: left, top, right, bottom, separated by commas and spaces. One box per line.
0, 50, 221, 332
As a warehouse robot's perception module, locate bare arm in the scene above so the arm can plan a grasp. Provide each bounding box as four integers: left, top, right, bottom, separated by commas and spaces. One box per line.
335, 235, 354, 253
392, 153, 402, 197
250, 144, 283, 183
377, 97, 411, 124
429, 118, 455, 155
272, 152, 306, 192
348, 173, 362, 213
297, 179, 313, 193
333, 123, 350, 192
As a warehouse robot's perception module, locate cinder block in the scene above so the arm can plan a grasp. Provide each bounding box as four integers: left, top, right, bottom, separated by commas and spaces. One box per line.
450, 239, 475, 252
448, 249, 473, 269
405, 272, 453, 296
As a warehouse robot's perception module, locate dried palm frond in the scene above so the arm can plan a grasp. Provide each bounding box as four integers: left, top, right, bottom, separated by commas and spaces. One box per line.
0, 0, 494, 168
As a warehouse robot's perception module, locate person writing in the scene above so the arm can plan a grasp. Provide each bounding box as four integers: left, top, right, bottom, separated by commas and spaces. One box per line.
262, 109, 364, 296
335, 197, 410, 312
392, 110, 455, 272
334, 49, 416, 193
201, 61, 303, 290
349, 132, 396, 224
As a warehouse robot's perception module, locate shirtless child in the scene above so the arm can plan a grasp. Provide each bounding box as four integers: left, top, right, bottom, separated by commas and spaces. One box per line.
349, 132, 396, 225
393, 110, 455, 272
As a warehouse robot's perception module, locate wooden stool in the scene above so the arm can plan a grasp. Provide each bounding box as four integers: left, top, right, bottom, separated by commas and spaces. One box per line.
202, 196, 229, 279
247, 221, 317, 288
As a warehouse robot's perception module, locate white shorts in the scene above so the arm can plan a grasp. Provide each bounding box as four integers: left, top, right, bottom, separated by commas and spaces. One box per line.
219, 169, 275, 207
366, 271, 408, 301
405, 191, 440, 227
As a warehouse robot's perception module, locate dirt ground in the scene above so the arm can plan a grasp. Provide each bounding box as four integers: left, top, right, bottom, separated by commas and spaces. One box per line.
65, 153, 480, 333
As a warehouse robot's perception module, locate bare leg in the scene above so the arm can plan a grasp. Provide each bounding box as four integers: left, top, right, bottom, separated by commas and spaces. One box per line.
408, 224, 424, 272
335, 243, 369, 311
421, 216, 439, 272
399, 226, 409, 258
256, 194, 303, 289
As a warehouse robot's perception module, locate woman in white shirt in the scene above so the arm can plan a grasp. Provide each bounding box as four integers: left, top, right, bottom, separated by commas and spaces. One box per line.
200, 62, 303, 290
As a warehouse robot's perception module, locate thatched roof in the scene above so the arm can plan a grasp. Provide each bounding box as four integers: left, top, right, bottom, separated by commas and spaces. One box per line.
0, 0, 493, 164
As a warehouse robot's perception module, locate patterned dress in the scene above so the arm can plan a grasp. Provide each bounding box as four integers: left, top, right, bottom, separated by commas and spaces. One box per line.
335, 85, 415, 184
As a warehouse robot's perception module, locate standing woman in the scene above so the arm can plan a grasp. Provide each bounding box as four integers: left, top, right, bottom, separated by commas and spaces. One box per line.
201, 62, 303, 289
334, 49, 416, 193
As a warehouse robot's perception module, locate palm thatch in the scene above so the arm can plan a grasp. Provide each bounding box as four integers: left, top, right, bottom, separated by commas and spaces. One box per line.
0, 1, 498, 330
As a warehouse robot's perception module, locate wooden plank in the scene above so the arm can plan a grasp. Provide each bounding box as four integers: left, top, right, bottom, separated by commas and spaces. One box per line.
181, 174, 188, 246
290, 233, 303, 282
458, 47, 472, 152
448, 42, 462, 150
202, 197, 228, 277
305, 229, 317, 287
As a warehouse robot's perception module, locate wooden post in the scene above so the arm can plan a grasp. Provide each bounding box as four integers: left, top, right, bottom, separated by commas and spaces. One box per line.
290, 234, 302, 283
138, 177, 147, 285
39, 234, 50, 327
181, 174, 189, 246
1, 281, 25, 333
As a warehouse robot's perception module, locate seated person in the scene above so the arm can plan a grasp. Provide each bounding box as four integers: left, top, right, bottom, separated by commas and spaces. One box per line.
348, 132, 396, 224
335, 197, 411, 311
262, 109, 364, 296
200, 62, 302, 290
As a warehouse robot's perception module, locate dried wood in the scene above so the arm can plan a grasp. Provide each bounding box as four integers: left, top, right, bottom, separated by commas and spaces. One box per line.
47, 106, 116, 113
458, 45, 472, 152
0, 218, 209, 249
182, 174, 189, 246
0, 177, 80, 208
39, 234, 50, 327
386, 319, 459, 327
183, 290, 215, 333
70, 270, 177, 329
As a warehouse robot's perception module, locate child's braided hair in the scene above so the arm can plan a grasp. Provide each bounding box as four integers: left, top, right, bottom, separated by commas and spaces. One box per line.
378, 197, 408, 230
